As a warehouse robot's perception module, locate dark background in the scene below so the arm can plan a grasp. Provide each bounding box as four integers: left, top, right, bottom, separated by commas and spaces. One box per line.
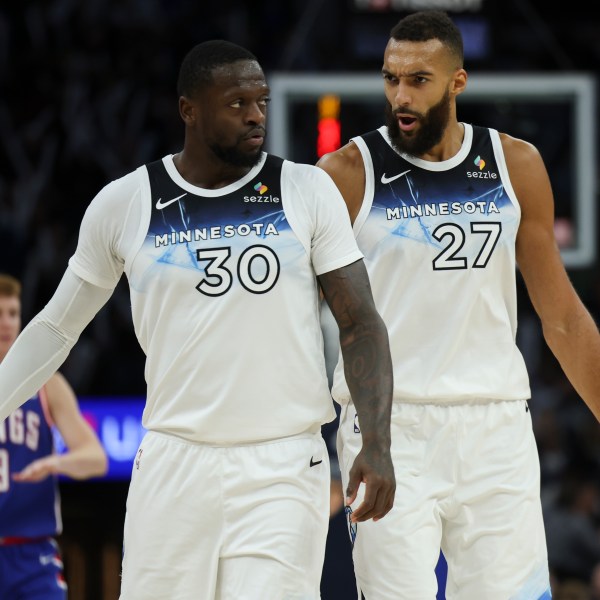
1, 1, 600, 598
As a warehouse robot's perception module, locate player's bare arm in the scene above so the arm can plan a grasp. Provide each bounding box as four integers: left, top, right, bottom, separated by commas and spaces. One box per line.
317, 141, 366, 225
505, 133, 600, 420
12, 371, 107, 482
318, 259, 395, 522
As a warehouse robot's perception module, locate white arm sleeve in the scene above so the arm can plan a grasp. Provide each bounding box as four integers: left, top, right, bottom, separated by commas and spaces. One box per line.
0, 267, 114, 421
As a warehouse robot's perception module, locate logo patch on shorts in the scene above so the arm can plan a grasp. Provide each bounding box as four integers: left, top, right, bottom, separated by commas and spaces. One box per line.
345, 506, 357, 548
135, 448, 143, 470
353, 413, 360, 433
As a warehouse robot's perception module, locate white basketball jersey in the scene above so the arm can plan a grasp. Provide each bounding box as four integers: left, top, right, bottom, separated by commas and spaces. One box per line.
69, 153, 363, 443
331, 124, 531, 405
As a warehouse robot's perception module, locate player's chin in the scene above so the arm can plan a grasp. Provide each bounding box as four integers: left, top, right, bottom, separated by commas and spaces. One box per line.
248, 145, 263, 158
241, 145, 264, 167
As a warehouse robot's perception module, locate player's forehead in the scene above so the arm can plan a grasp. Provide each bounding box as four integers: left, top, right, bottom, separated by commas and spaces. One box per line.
0, 295, 20, 312
209, 60, 269, 97
383, 38, 451, 76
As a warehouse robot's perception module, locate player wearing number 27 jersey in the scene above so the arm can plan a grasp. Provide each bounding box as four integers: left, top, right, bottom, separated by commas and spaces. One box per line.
326, 123, 549, 600
318, 10, 600, 600
331, 123, 528, 405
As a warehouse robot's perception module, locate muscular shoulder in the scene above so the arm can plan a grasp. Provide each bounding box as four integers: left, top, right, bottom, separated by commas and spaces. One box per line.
499, 132, 553, 219
317, 141, 364, 174
499, 132, 545, 179
316, 141, 365, 223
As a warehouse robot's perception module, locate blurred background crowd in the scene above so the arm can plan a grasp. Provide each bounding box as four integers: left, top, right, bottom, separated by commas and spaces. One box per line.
1, 1, 599, 598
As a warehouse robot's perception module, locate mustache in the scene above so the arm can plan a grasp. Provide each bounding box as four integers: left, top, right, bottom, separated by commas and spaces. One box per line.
392, 107, 421, 119
243, 126, 267, 139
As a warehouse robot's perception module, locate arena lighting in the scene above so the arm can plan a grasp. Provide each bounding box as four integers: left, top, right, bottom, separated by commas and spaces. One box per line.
317, 94, 341, 157
54, 397, 146, 480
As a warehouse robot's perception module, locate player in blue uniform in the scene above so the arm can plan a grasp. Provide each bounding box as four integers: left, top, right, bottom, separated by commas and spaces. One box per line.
318, 10, 600, 599
0, 274, 108, 599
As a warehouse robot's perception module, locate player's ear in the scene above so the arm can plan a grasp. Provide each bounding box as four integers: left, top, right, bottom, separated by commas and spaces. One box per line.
451, 68, 468, 97
179, 96, 197, 125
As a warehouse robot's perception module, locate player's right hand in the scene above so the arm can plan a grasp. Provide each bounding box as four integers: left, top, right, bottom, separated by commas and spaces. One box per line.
345, 441, 395, 522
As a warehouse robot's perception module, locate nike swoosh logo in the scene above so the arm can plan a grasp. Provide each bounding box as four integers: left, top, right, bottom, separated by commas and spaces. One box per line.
155, 193, 187, 210
310, 457, 323, 468
381, 169, 411, 185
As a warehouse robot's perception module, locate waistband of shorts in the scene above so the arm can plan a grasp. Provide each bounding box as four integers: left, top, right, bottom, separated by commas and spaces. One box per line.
0, 535, 51, 546
146, 424, 323, 448
343, 397, 529, 408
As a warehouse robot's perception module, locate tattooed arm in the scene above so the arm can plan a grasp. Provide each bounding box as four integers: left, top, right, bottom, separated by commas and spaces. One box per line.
318, 259, 395, 522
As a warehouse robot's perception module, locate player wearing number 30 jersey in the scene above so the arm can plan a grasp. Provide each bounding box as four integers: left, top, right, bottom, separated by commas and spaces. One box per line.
64, 149, 392, 599
71, 152, 362, 443
0, 41, 395, 599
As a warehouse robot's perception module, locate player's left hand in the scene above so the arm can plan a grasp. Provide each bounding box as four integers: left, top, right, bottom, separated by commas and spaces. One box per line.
345, 441, 395, 522
12, 455, 59, 482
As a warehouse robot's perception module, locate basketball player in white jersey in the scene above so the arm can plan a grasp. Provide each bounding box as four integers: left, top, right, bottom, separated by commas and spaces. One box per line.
0, 41, 395, 599
317, 11, 600, 600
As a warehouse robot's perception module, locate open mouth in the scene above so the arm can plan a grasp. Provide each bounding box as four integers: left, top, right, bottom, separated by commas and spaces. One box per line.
397, 115, 418, 132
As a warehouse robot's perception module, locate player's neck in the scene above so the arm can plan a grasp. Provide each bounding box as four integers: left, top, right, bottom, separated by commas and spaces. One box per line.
418, 121, 464, 163
173, 149, 253, 190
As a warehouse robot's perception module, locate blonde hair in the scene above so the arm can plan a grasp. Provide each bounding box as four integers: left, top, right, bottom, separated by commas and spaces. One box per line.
0, 274, 21, 298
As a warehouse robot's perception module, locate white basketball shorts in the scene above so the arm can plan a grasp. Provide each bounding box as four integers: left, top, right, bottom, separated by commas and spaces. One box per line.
338, 400, 551, 600
120, 429, 330, 600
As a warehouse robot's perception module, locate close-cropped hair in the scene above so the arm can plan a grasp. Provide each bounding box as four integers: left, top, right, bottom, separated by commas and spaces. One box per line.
177, 40, 259, 98
0, 274, 21, 298
390, 10, 464, 67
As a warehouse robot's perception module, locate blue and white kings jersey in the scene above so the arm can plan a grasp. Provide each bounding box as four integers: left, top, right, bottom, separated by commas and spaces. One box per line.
0, 388, 61, 538
70, 153, 363, 443
331, 124, 531, 405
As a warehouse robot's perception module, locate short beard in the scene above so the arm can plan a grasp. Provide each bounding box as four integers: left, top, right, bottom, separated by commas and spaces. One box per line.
385, 89, 451, 158
209, 140, 264, 169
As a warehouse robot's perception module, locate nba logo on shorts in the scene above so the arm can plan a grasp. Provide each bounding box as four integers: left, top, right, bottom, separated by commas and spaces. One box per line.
135, 448, 143, 470
353, 412, 360, 433
345, 506, 357, 547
